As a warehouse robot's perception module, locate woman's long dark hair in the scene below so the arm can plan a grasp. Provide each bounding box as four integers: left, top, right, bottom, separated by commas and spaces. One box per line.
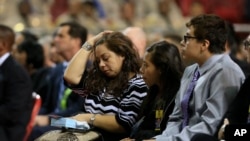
139, 40, 184, 118
85, 32, 141, 97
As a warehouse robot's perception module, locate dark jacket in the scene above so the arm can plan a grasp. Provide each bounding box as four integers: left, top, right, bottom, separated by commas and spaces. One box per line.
39, 62, 83, 116
226, 76, 250, 124
0, 55, 33, 141
130, 85, 176, 141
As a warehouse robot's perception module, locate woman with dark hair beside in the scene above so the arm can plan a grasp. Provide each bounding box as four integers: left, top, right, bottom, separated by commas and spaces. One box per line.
122, 41, 184, 141
63, 31, 148, 140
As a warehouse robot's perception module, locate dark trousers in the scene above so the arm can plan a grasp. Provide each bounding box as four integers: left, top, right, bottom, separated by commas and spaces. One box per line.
191, 133, 219, 141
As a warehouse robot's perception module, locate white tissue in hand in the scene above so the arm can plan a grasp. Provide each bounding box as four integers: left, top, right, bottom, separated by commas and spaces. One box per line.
51, 117, 90, 130
76, 121, 90, 129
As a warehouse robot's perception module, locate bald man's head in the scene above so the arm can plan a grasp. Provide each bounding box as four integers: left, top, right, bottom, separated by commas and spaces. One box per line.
123, 27, 147, 58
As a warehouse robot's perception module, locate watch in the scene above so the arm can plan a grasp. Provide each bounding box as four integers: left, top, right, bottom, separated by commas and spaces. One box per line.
82, 42, 93, 51
90, 114, 96, 126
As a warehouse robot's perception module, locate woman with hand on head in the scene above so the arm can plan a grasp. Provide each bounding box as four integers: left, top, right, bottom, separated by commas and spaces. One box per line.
121, 41, 184, 141
63, 31, 148, 140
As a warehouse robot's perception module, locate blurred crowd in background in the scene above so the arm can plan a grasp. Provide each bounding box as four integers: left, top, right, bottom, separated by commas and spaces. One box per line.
0, 0, 249, 42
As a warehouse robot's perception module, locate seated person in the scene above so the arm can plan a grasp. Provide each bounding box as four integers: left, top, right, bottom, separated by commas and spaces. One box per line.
0, 25, 33, 141
121, 40, 184, 141
28, 21, 88, 141
144, 14, 245, 141
224, 21, 250, 78
63, 31, 148, 140
12, 40, 51, 107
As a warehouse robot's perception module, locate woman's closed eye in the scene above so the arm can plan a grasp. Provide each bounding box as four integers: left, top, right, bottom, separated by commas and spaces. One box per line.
95, 55, 109, 64
101, 55, 110, 62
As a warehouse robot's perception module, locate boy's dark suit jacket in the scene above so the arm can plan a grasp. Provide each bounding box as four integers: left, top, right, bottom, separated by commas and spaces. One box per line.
0, 55, 33, 141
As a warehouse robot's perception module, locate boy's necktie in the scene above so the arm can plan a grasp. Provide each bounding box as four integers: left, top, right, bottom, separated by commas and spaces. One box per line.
181, 68, 200, 128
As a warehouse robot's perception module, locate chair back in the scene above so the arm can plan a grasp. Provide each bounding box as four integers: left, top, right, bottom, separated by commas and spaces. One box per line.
23, 92, 42, 141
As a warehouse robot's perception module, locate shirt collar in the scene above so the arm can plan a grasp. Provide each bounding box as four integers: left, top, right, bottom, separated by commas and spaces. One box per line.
0, 52, 10, 66
198, 54, 224, 75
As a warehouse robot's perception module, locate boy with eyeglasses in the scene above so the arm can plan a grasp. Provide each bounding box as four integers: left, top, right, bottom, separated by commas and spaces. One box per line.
144, 14, 245, 141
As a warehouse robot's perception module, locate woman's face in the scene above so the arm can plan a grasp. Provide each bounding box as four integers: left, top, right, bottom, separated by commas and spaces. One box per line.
140, 52, 161, 87
95, 44, 125, 77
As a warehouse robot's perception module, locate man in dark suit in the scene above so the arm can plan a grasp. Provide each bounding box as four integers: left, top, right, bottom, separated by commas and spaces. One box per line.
28, 22, 88, 141
0, 24, 33, 141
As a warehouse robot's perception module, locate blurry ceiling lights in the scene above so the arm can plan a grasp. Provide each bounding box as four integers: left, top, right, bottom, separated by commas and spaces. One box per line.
14, 23, 25, 32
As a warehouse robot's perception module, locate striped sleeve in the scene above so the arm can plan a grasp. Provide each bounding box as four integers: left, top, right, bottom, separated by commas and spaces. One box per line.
115, 75, 148, 132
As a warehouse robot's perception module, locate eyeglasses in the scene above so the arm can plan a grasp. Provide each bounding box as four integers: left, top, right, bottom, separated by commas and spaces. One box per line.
243, 40, 250, 49
183, 35, 198, 43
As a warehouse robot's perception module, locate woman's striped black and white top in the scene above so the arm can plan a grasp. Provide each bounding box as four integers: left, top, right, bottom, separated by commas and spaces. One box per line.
72, 74, 148, 132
